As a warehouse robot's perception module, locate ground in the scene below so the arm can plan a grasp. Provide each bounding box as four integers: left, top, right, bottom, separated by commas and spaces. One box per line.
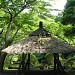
0, 69, 75, 75
0, 70, 75, 75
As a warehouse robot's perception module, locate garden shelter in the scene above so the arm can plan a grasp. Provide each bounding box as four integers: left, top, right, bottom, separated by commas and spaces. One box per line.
1, 22, 75, 75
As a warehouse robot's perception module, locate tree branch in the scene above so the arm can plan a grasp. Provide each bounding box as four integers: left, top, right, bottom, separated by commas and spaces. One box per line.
11, 28, 20, 42
0, 28, 4, 34
14, 5, 27, 19
5, 13, 12, 43
4, 2, 30, 47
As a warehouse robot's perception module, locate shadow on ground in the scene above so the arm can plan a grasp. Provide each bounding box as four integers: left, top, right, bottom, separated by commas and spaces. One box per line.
0, 69, 74, 75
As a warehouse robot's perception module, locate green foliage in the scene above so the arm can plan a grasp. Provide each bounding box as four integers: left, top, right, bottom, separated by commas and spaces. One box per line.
45, 53, 54, 66
4, 54, 19, 69
62, 24, 75, 36
64, 56, 75, 69
30, 54, 39, 68
61, 0, 75, 25
34, 53, 54, 69
55, 13, 63, 22
0, 0, 52, 50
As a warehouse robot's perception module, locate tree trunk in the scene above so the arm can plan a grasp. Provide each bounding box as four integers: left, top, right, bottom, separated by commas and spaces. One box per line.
0, 52, 7, 72
1, 3, 28, 73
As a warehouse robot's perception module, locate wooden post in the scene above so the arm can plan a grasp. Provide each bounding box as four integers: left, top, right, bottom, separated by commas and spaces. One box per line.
27, 53, 30, 70
53, 53, 57, 75
22, 53, 25, 71
56, 53, 64, 75
56, 54, 60, 73
53, 53, 57, 71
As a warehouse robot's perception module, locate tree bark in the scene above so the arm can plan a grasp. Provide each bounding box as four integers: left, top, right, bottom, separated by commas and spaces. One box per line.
1, 2, 31, 72
0, 52, 7, 72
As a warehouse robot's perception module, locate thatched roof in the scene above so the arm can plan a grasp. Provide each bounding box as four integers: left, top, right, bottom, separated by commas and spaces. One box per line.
2, 22, 75, 54
29, 22, 51, 37
2, 36, 75, 54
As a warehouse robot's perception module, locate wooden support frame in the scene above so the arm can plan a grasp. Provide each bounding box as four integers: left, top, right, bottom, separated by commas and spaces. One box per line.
53, 53, 64, 75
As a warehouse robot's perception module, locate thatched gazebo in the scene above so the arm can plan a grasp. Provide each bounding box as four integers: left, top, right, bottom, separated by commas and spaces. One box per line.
1, 22, 75, 74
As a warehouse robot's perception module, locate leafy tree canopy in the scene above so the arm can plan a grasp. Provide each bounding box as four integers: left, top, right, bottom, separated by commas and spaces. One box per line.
61, 0, 75, 25
0, 0, 52, 49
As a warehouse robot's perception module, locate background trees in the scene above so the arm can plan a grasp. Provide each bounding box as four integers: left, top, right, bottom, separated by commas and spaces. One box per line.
60, 0, 75, 71
0, 0, 51, 50
61, 0, 75, 25
61, 0, 75, 36
0, 0, 75, 71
